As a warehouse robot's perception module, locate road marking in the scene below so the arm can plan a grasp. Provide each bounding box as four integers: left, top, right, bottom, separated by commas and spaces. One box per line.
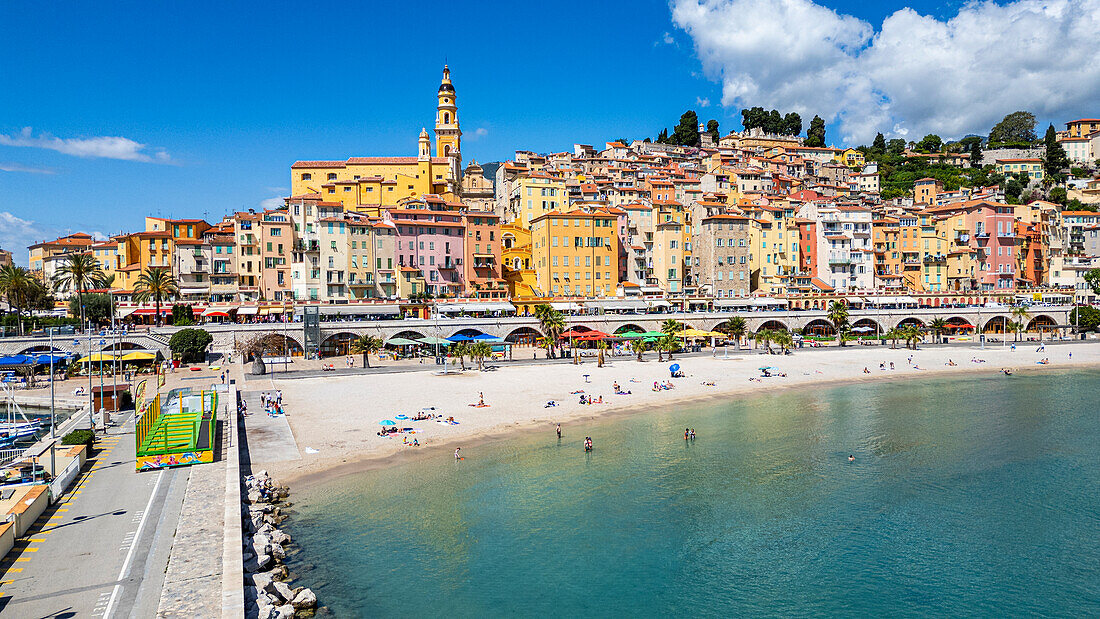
103, 468, 164, 619
5, 568, 22, 572
15, 558, 29, 562
28, 538, 46, 542
21, 548, 38, 552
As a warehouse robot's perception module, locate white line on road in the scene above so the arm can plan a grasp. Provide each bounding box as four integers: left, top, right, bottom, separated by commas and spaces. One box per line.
102, 468, 165, 619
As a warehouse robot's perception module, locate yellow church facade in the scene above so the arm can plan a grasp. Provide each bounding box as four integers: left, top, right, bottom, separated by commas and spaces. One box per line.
290, 66, 464, 213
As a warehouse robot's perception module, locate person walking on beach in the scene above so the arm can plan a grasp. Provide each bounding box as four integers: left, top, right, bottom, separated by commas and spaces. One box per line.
454, 448, 462, 461
556, 423, 562, 439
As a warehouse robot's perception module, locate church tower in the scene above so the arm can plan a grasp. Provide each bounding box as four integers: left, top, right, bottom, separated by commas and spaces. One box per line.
435, 65, 462, 176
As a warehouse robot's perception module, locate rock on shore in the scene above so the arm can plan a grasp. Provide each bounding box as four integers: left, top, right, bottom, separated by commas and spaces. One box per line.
242, 470, 319, 618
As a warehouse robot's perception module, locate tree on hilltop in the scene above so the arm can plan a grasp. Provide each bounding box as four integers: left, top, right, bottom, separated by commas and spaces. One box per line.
672, 110, 700, 146
887, 138, 906, 156
805, 115, 827, 147
988, 111, 1037, 146
706, 119, 720, 142
1043, 124, 1069, 181
916, 134, 943, 153
782, 112, 802, 137
871, 132, 886, 154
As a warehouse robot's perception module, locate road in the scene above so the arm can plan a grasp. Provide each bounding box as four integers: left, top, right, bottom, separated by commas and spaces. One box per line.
0, 413, 189, 618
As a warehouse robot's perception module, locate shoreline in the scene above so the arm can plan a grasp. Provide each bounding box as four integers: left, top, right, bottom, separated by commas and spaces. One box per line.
265, 343, 1100, 492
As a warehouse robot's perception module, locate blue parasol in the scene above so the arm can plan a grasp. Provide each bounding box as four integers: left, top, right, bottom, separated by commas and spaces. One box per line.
669, 363, 680, 372
379, 419, 396, 426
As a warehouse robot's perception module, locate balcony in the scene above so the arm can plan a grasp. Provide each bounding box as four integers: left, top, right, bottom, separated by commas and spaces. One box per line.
975, 231, 989, 238
828, 254, 852, 265
923, 254, 946, 264
954, 233, 970, 244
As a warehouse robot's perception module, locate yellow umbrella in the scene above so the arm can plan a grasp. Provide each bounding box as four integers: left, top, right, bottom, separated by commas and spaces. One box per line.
78, 353, 115, 363
121, 351, 156, 361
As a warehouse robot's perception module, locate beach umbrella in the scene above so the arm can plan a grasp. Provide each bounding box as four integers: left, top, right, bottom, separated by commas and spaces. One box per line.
669, 363, 680, 372
34, 354, 68, 365
851, 326, 874, 333
447, 334, 475, 342
385, 337, 419, 346
0, 355, 32, 366
379, 419, 396, 426
395, 414, 408, 420
471, 333, 503, 341
417, 337, 452, 346
121, 351, 157, 361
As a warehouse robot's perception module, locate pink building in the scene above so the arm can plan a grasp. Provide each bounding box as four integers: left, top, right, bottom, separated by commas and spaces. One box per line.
931, 200, 1018, 290
389, 200, 465, 296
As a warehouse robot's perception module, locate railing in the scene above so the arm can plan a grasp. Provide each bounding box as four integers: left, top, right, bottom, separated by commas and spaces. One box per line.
135, 393, 162, 455
0, 448, 25, 468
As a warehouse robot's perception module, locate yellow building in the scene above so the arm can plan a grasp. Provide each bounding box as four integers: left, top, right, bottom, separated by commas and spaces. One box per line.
651, 200, 691, 294
530, 207, 620, 297
290, 67, 463, 211
833, 148, 866, 169
500, 223, 539, 298
742, 204, 797, 295
28, 233, 95, 278
508, 173, 568, 229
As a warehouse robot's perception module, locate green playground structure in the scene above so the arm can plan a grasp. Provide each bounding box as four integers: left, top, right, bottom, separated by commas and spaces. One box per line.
135, 387, 218, 470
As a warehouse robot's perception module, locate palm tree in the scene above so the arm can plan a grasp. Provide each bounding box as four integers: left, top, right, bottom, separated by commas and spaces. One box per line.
903, 325, 924, 350
470, 341, 493, 371
631, 338, 646, 362
661, 318, 682, 336
451, 341, 469, 370
596, 339, 608, 368
659, 332, 679, 361
1005, 320, 1020, 343
1011, 305, 1031, 342
886, 327, 903, 349
349, 335, 383, 368
133, 267, 179, 327
928, 317, 948, 344
534, 303, 564, 359
827, 300, 849, 346
0, 265, 34, 335
753, 329, 773, 353
53, 252, 105, 329
717, 316, 747, 351
772, 330, 794, 354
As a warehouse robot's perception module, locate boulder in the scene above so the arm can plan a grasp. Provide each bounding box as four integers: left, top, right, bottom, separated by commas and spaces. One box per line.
247, 490, 263, 504
247, 571, 274, 590
245, 553, 273, 573
291, 588, 318, 610
270, 529, 291, 545
273, 604, 296, 619
269, 564, 289, 581
270, 543, 286, 560
264, 580, 295, 604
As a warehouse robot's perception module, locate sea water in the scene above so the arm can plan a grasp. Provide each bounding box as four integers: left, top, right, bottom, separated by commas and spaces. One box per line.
283, 370, 1100, 617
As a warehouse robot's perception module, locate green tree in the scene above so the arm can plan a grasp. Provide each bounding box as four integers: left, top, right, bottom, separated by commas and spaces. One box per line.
826, 300, 849, 346
133, 266, 179, 327
928, 317, 947, 343
1043, 123, 1069, 181
1011, 305, 1031, 341
1048, 186, 1068, 205
631, 338, 647, 362
533, 303, 564, 358
959, 135, 983, 164
53, 252, 105, 329
753, 329, 773, 353
741, 106, 767, 132
917, 134, 943, 153
168, 328, 213, 364
0, 265, 35, 335
887, 138, 906, 156
805, 115, 827, 147
1084, 268, 1100, 296
772, 330, 793, 354
656, 128, 670, 144
988, 111, 1037, 146
903, 325, 924, 350
171, 303, 195, 326
886, 327, 903, 349
69, 293, 111, 325
782, 112, 802, 136
717, 316, 747, 351
469, 341, 493, 371
1005, 177, 1023, 203
1069, 306, 1100, 332
672, 110, 700, 146
764, 109, 783, 134
659, 332, 680, 361
661, 318, 682, 336
451, 341, 469, 370
350, 335, 383, 368
871, 132, 886, 154
706, 119, 720, 143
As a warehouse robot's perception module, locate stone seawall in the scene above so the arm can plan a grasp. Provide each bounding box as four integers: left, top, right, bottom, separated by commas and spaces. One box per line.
242, 471, 319, 618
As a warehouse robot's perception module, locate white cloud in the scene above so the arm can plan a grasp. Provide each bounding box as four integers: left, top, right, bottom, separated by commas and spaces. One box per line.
696, 96, 711, 108
671, 0, 1100, 144
663, 31, 676, 45
0, 211, 49, 261
0, 161, 55, 174
468, 127, 489, 141
259, 197, 284, 210
0, 127, 171, 163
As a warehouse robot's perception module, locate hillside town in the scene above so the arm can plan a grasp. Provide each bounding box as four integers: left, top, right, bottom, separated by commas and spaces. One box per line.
9, 68, 1100, 321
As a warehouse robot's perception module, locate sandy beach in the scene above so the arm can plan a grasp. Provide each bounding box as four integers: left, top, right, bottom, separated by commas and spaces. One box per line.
253, 339, 1100, 487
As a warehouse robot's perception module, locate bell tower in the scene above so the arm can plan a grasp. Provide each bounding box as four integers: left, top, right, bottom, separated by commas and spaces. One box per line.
435, 65, 462, 176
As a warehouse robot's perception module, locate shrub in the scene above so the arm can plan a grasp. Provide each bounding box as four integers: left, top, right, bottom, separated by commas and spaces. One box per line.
169, 328, 213, 364
119, 390, 134, 410
62, 429, 94, 448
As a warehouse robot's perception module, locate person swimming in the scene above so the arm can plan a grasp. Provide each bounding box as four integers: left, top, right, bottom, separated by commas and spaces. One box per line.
848, 454, 855, 462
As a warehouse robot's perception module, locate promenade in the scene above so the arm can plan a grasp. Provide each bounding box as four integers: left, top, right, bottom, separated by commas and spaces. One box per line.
0, 413, 190, 617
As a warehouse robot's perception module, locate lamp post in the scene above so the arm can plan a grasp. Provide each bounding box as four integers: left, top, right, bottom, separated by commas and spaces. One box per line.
48, 327, 55, 439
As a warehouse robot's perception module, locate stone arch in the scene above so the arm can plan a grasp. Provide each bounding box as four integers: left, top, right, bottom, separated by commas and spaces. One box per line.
851, 318, 882, 335
319, 332, 359, 357
505, 326, 541, 346
897, 317, 924, 329
982, 315, 1009, 334
101, 340, 148, 352
17, 344, 66, 355
758, 319, 789, 332
614, 324, 645, 335
1026, 315, 1056, 332
451, 327, 489, 339
803, 319, 835, 336
387, 330, 428, 343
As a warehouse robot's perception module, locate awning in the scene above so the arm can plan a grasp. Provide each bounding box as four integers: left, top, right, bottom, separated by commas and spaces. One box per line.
317, 304, 400, 316
131, 308, 172, 316
237, 306, 259, 315
121, 351, 157, 361
751, 297, 788, 307
116, 307, 138, 319
713, 298, 751, 308
78, 353, 116, 363
645, 300, 671, 309
202, 307, 236, 317
203, 311, 231, 318
416, 337, 452, 346
549, 302, 582, 311
438, 302, 515, 313
385, 337, 419, 346
258, 308, 271, 316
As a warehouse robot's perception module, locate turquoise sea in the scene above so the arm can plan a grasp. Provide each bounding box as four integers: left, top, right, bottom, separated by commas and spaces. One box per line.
283, 370, 1100, 617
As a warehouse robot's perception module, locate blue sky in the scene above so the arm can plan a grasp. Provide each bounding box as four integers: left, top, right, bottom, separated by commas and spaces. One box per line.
2, 0, 1096, 262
